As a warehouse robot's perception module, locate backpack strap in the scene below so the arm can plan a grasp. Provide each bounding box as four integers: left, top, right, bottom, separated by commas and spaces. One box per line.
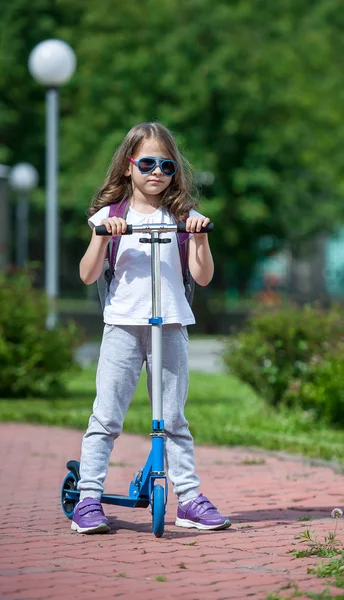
176, 212, 189, 276
176, 215, 195, 306
177, 230, 189, 276
107, 199, 130, 272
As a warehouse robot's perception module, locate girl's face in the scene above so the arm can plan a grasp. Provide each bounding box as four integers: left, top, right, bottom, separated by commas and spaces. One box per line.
126, 138, 173, 199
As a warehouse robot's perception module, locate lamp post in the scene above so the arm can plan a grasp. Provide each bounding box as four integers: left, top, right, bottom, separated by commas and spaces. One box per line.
28, 39, 76, 328
0, 165, 10, 273
9, 163, 39, 267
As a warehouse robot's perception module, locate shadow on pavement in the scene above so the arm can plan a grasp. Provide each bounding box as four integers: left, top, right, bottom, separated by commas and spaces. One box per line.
107, 517, 233, 538
231, 506, 335, 524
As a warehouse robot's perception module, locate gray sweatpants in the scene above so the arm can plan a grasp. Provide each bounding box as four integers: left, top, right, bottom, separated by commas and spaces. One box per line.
78, 324, 200, 503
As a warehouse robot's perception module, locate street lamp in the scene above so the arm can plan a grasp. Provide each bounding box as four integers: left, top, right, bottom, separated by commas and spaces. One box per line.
0, 165, 10, 273
9, 163, 39, 267
28, 39, 76, 328
195, 171, 215, 187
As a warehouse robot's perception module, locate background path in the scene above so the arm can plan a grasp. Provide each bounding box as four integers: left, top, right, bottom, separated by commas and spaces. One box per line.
1, 423, 344, 599
75, 337, 226, 373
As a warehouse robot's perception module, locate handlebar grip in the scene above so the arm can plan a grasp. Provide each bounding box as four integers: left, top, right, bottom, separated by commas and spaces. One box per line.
177, 222, 214, 233
95, 224, 133, 235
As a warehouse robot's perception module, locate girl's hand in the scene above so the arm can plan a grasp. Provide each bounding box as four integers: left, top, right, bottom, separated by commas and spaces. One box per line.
100, 217, 127, 236
186, 215, 210, 235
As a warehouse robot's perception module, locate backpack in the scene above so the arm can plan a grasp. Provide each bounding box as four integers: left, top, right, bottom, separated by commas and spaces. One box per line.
96, 200, 195, 311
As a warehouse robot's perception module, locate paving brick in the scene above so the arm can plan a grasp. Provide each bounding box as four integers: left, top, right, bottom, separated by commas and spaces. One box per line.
1, 423, 344, 599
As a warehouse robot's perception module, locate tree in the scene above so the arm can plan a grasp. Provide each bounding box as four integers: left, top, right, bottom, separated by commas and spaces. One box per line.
3, 0, 344, 292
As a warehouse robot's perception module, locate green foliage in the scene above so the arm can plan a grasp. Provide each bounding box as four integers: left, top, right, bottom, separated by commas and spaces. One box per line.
4, 0, 344, 289
292, 528, 342, 558
292, 359, 344, 426
0, 272, 80, 397
308, 553, 344, 588
265, 592, 302, 600
224, 305, 344, 422
305, 592, 336, 600
266, 588, 337, 599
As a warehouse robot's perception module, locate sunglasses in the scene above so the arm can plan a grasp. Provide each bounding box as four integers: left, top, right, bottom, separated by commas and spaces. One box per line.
129, 156, 178, 177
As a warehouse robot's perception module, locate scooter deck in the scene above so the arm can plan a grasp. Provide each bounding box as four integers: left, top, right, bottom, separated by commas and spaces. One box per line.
101, 493, 150, 508
64, 488, 150, 509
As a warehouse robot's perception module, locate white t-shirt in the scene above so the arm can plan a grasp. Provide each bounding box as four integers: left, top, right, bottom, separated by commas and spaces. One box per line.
89, 205, 203, 326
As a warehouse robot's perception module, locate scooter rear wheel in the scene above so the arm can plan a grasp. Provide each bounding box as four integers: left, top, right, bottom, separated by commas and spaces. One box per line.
61, 472, 78, 519
152, 484, 165, 538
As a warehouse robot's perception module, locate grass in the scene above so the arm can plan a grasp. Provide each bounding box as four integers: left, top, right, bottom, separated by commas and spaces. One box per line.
268, 518, 344, 598
308, 553, 344, 588
2, 366, 344, 463
266, 590, 338, 599
291, 527, 343, 559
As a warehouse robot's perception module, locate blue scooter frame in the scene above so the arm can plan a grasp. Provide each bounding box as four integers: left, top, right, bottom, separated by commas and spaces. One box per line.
61, 221, 213, 537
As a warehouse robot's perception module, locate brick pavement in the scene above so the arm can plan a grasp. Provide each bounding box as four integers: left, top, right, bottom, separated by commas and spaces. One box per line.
1, 423, 344, 599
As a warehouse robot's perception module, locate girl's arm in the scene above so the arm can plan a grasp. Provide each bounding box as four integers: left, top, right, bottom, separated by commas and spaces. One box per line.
186, 216, 214, 286
80, 216, 127, 285
80, 228, 110, 285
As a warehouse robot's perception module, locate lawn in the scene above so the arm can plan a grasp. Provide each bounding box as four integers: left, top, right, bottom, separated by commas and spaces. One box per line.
1, 366, 344, 464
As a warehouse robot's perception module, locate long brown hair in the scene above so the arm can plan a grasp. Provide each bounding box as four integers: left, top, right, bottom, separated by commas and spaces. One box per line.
89, 122, 198, 220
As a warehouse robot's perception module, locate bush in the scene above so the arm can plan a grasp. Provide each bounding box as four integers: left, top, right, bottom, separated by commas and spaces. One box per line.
286, 358, 344, 426
0, 272, 81, 397
224, 304, 344, 410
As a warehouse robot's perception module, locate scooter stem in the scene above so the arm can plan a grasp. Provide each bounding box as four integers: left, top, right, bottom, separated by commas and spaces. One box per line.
150, 231, 163, 422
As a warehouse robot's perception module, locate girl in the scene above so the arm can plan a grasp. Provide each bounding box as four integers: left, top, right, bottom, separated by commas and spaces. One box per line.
72, 122, 231, 533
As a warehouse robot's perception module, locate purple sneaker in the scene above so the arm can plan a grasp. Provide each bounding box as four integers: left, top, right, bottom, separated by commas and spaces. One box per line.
175, 493, 231, 530
71, 498, 110, 534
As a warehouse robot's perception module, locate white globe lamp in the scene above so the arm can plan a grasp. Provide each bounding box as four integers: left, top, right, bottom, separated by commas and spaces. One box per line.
28, 39, 76, 87
9, 163, 39, 192
28, 39, 76, 328
9, 163, 39, 267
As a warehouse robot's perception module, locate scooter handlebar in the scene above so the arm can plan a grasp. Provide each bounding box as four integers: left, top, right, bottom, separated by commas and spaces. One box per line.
95, 224, 133, 235
95, 222, 214, 236
176, 222, 214, 234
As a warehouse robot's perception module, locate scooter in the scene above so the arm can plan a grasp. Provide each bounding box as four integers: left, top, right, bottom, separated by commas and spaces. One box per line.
60, 220, 213, 537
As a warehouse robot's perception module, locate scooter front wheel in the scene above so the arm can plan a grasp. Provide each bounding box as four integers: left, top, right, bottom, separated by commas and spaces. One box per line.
152, 484, 165, 538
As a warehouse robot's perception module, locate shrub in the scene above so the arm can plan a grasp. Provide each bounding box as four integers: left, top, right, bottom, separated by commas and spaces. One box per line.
224, 304, 344, 408
0, 272, 81, 397
286, 358, 344, 426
